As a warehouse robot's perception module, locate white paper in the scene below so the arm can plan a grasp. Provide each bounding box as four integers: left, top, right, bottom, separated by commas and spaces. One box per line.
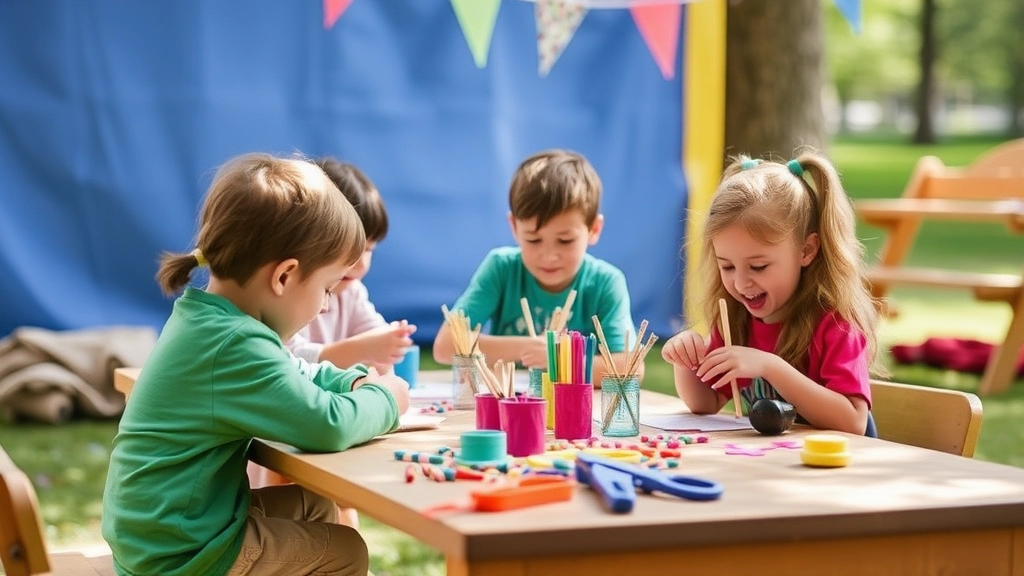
640, 413, 753, 432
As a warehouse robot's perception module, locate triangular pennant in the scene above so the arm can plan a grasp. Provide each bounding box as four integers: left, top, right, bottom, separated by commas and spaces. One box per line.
630, 3, 681, 80
833, 0, 862, 35
535, 0, 588, 77
323, 0, 354, 30
450, 0, 502, 68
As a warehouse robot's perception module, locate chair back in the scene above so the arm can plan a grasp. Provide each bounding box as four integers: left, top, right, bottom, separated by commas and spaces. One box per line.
870, 379, 983, 457
0, 446, 51, 576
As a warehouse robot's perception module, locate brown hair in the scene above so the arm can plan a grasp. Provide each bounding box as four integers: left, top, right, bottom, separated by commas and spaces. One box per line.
156, 153, 365, 295
696, 149, 883, 376
316, 158, 389, 243
508, 149, 601, 231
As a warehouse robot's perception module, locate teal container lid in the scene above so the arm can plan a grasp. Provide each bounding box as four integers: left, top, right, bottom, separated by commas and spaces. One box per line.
455, 430, 509, 467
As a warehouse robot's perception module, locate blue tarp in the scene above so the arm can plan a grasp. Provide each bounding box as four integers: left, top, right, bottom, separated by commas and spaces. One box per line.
0, 0, 687, 343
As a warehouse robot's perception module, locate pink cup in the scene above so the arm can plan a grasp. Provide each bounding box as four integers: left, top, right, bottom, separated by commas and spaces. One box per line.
475, 393, 501, 430
499, 397, 547, 457
553, 382, 594, 441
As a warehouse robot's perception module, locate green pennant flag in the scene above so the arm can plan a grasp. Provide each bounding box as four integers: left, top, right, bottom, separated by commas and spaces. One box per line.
450, 0, 502, 68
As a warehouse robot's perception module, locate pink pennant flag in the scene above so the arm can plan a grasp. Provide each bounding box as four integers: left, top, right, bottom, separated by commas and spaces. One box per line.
451, 0, 503, 68
324, 0, 354, 30
535, 0, 587, 77
630, 3, 681, 80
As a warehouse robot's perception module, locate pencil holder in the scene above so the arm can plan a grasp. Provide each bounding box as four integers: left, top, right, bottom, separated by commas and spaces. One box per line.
553, 382, 594, 441
600, 375, 640, 437
475, 393, 501, 430
499, 397, 547, 457
541, 372, 555, 430
451, 353, 484, 410
527, 367, 544, 398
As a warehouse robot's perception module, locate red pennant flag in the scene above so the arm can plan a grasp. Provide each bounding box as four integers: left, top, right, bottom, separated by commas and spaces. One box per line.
630, 3, 681, 80
324, 0, 354, 30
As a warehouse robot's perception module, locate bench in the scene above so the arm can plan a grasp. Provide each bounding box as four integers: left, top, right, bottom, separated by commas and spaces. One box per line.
855, 139, 1024, 395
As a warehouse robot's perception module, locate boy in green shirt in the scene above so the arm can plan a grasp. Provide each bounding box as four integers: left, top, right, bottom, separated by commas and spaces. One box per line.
433, 149, 639, 384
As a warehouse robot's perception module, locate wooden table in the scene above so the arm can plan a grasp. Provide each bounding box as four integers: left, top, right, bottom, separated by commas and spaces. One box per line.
246, 377, 1024, 576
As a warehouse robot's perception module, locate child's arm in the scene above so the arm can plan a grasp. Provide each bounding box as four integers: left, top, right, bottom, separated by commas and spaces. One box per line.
699, 346, 869, 434
662, 330, 726, 414
321, 321, 416, 371
433, 322, 546, 367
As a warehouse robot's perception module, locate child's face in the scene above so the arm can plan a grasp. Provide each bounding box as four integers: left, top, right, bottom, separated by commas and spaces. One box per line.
275, 256, 353, 340
338, 241, 376, 289
509, 210, 603, 293
712, 223, 819, 324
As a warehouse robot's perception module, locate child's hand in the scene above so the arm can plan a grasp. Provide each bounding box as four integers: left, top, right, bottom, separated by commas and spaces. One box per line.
351, 321, 417, 369
355, 367, 411, 414
698, 346, 775, 388
519, 336, 549, 369
661, 330, 707, 370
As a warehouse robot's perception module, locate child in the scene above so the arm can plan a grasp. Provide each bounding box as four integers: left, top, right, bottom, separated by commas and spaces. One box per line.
287, 158, 416, 373
433, 149, 639, 384
661, 151, 881, 435
101, 153, 410, 576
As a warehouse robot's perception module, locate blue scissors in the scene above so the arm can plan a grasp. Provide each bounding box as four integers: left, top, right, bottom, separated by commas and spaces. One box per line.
575, 452, 723, 513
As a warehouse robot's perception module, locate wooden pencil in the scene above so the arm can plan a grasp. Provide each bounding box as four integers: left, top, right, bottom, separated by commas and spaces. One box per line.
718, 298, 742, 418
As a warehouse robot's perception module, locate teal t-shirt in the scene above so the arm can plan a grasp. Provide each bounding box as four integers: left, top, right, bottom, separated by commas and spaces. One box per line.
453, 246, 635, 352
101, 287, 400, 576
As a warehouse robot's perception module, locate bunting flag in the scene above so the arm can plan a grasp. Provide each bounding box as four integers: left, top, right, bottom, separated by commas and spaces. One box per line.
535, 0, 588, 77
450, 0, 503, 68
630, 3, 681, 80
832, 0, 861, 35
323, 0, 354, 30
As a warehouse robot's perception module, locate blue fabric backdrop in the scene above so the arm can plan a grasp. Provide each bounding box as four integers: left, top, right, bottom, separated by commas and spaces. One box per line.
0, 0, 687, 342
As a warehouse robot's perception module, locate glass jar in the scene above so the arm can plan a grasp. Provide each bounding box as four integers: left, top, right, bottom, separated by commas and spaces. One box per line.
451, 353, 485, 410
527, 367, 545, 398
600, 375, 640, 437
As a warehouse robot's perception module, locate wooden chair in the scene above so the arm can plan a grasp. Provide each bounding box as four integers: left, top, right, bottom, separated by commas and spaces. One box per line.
855, 139, 1024, 395
0, 445, 114, 576
870, 379, 983, 458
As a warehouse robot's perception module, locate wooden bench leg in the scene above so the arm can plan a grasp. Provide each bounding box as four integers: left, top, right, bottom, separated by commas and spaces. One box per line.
979, 293, 1024, 394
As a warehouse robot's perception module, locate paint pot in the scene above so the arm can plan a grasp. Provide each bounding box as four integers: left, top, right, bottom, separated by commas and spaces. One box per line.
749, 398, 797, 435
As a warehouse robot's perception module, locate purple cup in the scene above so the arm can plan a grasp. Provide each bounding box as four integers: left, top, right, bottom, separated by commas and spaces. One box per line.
553, 382, 594, 441
475, 393, 501, 430
499, 397, 547, 457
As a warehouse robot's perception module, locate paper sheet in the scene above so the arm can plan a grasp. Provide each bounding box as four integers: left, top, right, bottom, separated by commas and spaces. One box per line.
640, 413, 754, 432
396, 411, 445, 432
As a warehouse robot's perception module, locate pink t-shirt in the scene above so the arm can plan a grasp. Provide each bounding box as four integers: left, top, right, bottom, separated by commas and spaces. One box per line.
707, 310, 872, 409
286, 280, 386, 363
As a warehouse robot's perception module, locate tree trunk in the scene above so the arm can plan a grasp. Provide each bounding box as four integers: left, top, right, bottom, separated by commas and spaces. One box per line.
725, 0, 825, 161
913, 0, 938, 144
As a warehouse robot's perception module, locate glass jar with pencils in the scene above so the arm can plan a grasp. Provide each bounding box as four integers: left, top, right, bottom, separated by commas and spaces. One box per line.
451, 353, 485, 410
600, 374, 641, 437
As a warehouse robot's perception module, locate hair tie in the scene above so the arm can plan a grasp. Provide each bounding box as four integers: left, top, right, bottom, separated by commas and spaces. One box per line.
740, 158, 762, 171
192, 248, 208, 267
786, 159, 804, 177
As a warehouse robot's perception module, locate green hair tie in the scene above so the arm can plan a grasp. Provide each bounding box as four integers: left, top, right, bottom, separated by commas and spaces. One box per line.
787, 159, 804, 177
740, 158, 762, 171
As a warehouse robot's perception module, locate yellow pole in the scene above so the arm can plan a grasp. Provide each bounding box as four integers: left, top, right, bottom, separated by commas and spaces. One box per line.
683, 0, 726, 332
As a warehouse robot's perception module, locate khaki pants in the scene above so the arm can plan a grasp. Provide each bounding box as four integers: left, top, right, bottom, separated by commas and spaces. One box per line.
227, 484, 368, 576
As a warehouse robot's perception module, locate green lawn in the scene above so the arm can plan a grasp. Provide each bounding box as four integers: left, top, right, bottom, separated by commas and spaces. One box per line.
2, 134, 1023, 575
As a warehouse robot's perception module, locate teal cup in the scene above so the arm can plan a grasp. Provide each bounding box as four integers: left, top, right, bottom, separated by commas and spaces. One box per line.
393, 344, 420, 388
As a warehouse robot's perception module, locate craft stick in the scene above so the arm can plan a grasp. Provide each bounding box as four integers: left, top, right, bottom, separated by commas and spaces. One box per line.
590, 315, 621, 379
628, 320, 648, 376
718, 298, 742, 418
520, 298, 537, 338
625, 333, 659, 377
546, 330, 557, 382
469, 324, 482, 355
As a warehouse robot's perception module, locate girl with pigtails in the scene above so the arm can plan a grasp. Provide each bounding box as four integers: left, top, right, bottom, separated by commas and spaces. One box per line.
662, 149, 883, 436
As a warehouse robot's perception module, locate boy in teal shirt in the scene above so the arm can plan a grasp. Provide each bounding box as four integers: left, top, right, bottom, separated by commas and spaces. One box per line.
433, 149, 639, 384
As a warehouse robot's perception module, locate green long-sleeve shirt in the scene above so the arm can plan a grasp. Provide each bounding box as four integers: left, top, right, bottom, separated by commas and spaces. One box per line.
101, 287, 400, 576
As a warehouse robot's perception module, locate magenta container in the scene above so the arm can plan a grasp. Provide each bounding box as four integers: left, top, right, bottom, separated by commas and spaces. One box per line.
499, 397, 547, 457
553, 382, 594, 441
475, 393, 501, 430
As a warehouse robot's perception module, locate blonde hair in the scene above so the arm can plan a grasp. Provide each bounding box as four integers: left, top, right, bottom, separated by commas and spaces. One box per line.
156, 153, 365, 295
508, 149, 602, 231
697, 149, 883, 376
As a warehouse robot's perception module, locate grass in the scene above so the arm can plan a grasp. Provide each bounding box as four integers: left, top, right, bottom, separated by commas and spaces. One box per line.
3, 134, 1024, 574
